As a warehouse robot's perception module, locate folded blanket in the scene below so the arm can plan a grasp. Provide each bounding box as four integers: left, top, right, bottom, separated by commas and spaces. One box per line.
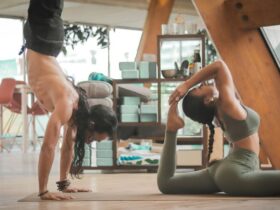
118, 154, 160, 166
78, 81, 112, 98
117, 150, 160, 166
118, 84, 152, 102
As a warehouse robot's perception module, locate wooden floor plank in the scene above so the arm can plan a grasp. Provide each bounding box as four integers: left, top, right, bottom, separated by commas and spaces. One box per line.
1, 152, 279, 210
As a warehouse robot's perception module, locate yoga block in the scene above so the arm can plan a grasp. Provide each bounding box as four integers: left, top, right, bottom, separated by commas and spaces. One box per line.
139, 61, 157, 79
96, 150, 113, 158
140, 114, 157, 122
96, 158, 113, 166
119, 62, 138, 70
140, 104, 157, 114
121, 70, 139, 79
91, 149, 97, 167
120, 105, 139, 114
151, 93, 158, 100
82, 158, 91, 166
120, 114, 139, 122
121, 97, 141, 105
82, 144, 91, 166
96, 141, 113, 150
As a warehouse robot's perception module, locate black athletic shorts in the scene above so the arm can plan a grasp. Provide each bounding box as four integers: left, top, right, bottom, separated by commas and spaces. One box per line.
24, 0, 64, 57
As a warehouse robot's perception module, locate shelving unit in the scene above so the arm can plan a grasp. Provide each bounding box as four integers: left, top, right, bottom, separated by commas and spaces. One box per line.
83, 34, 207, 172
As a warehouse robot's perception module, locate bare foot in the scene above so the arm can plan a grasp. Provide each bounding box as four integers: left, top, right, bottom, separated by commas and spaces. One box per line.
166, 102, 185, 132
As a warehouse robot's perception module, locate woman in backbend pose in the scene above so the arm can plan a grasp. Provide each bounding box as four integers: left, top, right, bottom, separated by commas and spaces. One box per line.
157, 59, 280, 196
24, 0, 117, 200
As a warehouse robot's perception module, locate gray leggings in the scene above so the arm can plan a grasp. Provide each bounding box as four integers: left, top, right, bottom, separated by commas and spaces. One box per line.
157, 131, 280, 196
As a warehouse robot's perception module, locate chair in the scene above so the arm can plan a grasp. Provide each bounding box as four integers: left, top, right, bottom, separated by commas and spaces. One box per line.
13, 80, 49, 150
0, 79, 48, 152
0, 78, 20, 152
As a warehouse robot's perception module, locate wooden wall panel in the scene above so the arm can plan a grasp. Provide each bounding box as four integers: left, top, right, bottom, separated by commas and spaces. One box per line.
193, 0, 280, 168
135, 0, 175, 61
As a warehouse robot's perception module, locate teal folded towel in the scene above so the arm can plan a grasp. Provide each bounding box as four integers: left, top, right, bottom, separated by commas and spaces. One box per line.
88, 72, 112, 84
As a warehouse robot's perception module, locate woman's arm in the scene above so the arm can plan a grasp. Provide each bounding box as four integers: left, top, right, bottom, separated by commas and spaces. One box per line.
169, 60, 236, 106
38, 98, 73, 200
60, 125, 75, 181
59, 123, 92, 193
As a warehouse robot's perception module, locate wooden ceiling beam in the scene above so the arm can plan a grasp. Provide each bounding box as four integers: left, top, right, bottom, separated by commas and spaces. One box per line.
135, 0, 175, 61
224, 0, 280, 29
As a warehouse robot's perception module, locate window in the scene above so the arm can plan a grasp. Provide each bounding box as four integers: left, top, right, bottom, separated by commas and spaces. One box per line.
58, 26, 142, 82
109, 28, 142, 79
0, 18, 24, 81
261, 25, 280, 71
57, 26, 109, 83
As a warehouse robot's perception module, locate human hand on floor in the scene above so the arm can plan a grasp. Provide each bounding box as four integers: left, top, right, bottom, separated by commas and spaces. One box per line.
63, 187, 92, 193
40, 191, 73, 201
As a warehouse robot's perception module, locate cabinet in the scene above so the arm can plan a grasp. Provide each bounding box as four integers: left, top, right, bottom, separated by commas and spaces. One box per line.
82, 34, 207, 172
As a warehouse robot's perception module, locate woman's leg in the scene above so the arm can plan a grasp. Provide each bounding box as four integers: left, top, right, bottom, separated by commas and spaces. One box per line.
157, 103, 220, 194
239, 170, 280, 196
213, 148, 280, 196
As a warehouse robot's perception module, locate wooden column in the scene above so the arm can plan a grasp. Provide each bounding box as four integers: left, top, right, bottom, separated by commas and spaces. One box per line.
135, 0, 175, 61
193, 0, 280, 168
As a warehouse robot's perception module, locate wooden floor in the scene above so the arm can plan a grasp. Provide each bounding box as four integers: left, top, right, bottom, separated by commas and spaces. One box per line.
0, 151, 279, 210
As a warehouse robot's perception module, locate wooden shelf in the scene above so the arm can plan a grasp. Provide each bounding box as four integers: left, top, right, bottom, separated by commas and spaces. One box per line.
83, 34, 207, 172
113, 78, 188, 84
113, 79, 159, 84
118, 122, 159, 126
116, 135, 203, 143
159, 78, 187, 82
153, 138, 203, 145
158, 34, 205, 40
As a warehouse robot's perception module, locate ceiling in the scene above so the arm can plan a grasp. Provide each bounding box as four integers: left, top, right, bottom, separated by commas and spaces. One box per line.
0, 0, 201, 29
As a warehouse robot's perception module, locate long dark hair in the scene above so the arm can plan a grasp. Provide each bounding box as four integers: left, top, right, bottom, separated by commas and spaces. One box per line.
67, 77, 117, 177
70, 84, 89, 177
182, 91, 216, 162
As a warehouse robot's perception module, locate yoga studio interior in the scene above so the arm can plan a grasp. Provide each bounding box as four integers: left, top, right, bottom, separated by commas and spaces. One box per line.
0, 0, 280, 209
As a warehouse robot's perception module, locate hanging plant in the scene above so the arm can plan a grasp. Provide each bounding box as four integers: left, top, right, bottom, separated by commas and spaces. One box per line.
197, 29, 218, 64
62, 23, 109, 55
